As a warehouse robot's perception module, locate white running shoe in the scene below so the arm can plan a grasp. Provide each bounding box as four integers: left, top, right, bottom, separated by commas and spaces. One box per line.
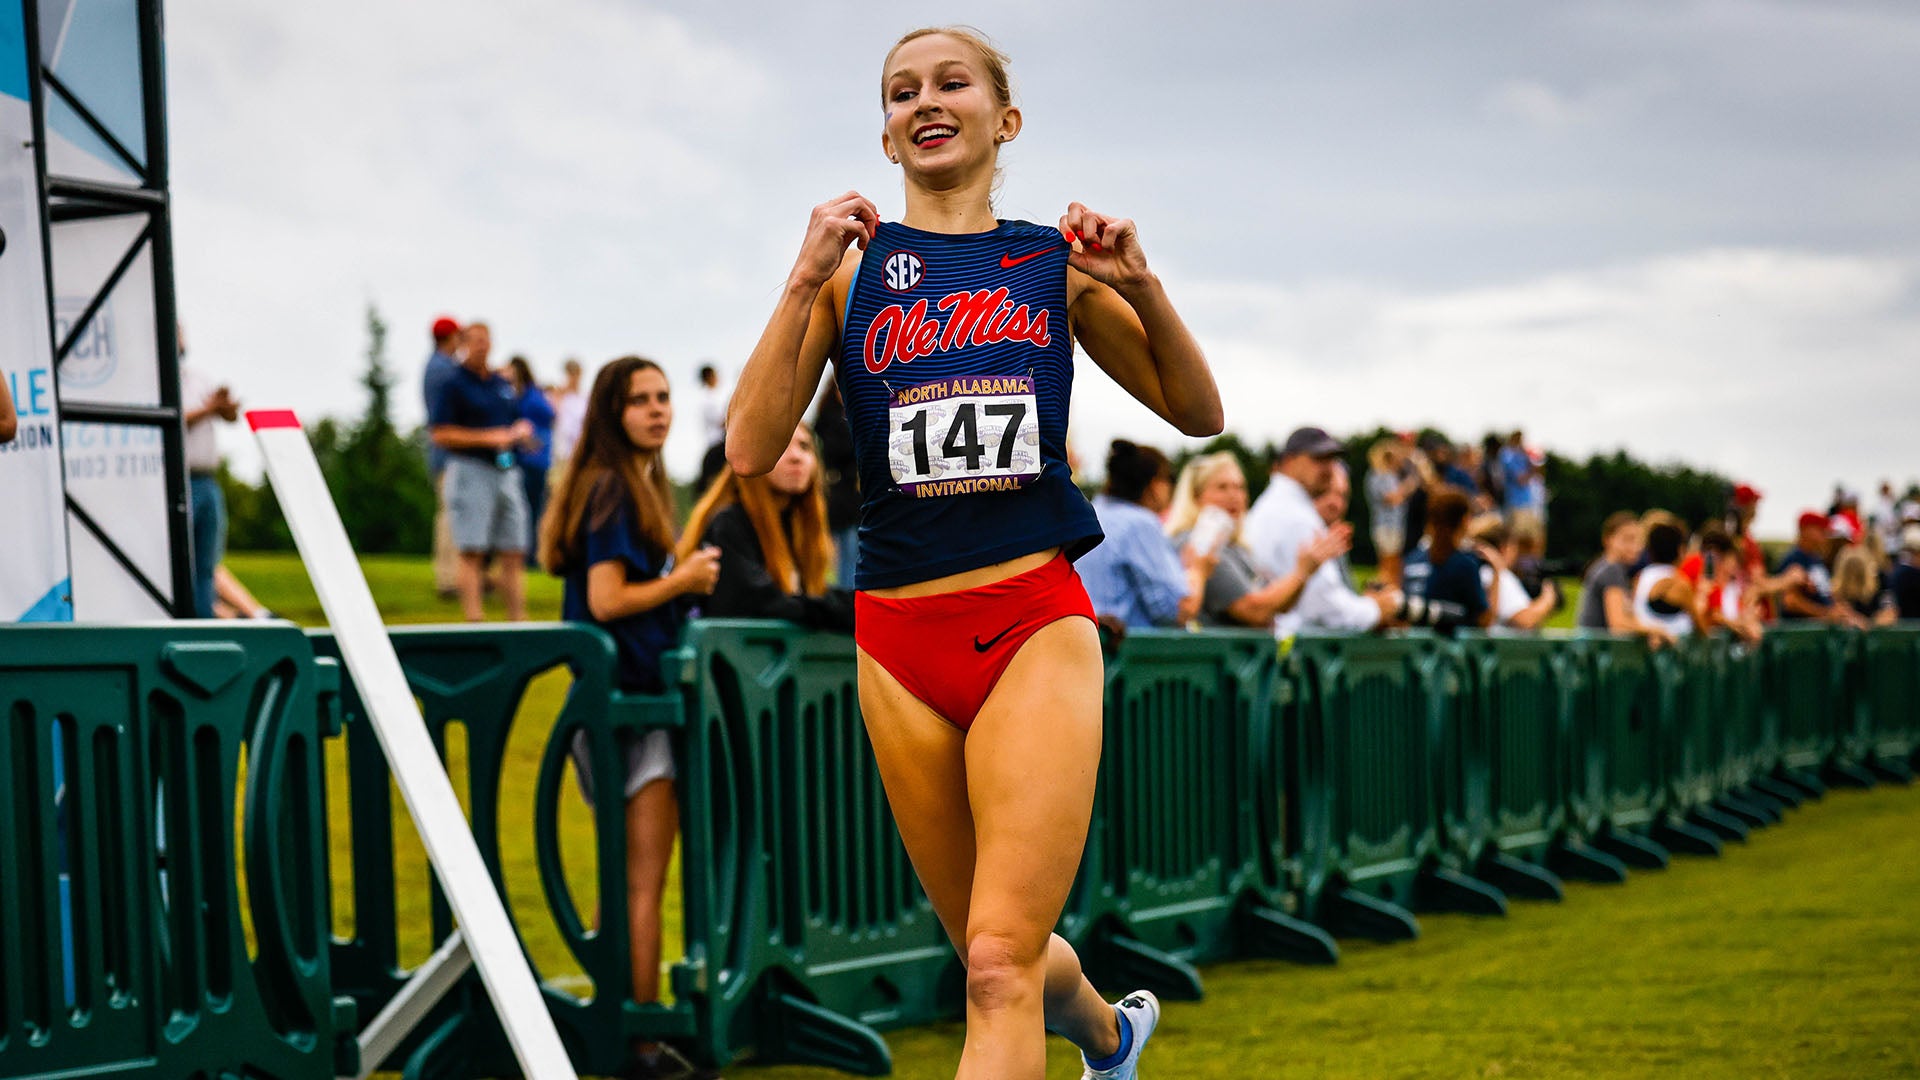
1080, 990, 1160, 1080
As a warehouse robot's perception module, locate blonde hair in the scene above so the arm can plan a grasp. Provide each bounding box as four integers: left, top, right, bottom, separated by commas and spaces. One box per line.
1832, 546, 1880, 607
677, 428, 835, 597
1164, 452, 1246, 544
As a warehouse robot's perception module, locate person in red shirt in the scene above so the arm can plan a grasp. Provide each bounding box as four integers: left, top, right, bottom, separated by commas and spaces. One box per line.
1678, 525, 1763, 643
1725, 483, 1807, 623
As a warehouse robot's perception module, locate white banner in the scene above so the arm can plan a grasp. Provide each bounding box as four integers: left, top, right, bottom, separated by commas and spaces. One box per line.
0, 0, 71, 622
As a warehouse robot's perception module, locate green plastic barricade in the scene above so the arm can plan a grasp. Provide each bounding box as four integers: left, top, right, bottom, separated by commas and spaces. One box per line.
1648, 637, 1753, 854
1761, 625, 1846, 797
1858, 626, 1920, 782
1575, 635, 1671, 869
1413, 637, 1516, 914
1716, 637, 1807, 811
1451, 633, 1573, 901
310, 624, 696, 1080
1063, 631, 1336, 997
1555, 638, 1644, 881
674, 620, 943, 1076
0, 625, 349, 1080
1286, 634, 1506, 942
1825, 630, 1885, 788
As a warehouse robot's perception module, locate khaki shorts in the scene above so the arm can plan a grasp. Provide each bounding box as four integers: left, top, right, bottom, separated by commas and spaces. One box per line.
445, 455, 529, 554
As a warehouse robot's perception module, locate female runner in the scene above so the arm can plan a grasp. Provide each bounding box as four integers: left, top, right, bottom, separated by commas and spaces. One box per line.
727, 27, 1222, 1079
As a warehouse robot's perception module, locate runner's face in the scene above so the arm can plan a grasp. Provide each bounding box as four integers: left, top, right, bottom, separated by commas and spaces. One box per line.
881, 36, 1015, 183
621, 368, 672, 452
1199, 465, 1249, 519
769, 427, 817, 497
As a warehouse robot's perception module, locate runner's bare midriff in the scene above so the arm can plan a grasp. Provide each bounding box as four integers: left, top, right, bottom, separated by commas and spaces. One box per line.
864, 547, 1062, 599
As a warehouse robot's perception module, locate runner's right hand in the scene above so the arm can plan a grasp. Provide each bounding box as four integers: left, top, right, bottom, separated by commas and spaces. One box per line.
791, 192, 880, 290
676, 545, 722, 595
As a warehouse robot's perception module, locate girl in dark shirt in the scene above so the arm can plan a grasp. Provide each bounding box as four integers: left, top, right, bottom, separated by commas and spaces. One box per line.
537, 356, 720, 1079
1401, 486, 1493, 633
681, 424, 855, 631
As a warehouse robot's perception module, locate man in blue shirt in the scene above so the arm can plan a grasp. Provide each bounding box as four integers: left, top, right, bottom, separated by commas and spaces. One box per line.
1499, 432, 1535, 512
1776, 510, 1864, 627
429, 321, 533, 622
423, 316, 463, 596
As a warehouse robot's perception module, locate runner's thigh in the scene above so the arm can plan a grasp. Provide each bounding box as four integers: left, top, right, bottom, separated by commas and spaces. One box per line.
858, 647, 976, 951
964, 617, 1104, 939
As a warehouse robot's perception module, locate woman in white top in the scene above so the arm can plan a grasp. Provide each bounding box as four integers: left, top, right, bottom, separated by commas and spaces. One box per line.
1632, 518, 1706, 640
1166, 452, 1348, 628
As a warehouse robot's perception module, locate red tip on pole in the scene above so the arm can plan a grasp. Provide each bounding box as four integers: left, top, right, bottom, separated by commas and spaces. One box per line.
246, 409, 301, 431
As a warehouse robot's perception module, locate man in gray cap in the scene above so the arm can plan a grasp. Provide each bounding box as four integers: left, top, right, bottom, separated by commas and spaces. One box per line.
1243, 426, 1402, 636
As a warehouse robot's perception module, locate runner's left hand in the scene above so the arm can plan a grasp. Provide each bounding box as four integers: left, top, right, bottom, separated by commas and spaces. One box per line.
1059, 202, 1150, 291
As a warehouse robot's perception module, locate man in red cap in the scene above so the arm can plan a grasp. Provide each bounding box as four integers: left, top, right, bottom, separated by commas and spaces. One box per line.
424, 316, 464, 595
1776, 510, 1866, 626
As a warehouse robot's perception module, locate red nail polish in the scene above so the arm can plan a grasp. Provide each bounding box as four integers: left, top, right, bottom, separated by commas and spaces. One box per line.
1091, 242, 1103, 251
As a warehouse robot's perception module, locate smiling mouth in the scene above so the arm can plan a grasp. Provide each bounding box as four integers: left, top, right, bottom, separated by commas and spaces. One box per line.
913, 124, 956, 147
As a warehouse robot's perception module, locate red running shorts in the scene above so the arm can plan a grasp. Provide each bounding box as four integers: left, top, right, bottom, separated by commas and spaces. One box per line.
854, 553, 1096, 732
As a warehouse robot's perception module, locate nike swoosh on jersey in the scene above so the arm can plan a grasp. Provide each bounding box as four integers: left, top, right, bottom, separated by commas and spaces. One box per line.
999, 247, 1057, 269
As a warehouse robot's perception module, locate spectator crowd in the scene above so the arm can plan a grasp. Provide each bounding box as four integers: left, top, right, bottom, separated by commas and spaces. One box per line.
1076, 425, 1920, 646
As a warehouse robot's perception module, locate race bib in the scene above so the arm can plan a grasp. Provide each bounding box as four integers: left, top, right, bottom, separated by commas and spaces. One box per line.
887, 376, 1042, 498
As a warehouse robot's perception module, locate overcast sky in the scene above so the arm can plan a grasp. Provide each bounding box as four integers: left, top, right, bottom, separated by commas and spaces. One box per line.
164, 0, 1920, 537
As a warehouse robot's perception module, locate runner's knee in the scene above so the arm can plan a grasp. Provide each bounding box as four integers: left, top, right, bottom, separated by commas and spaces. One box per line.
964, 929, 1046, 1013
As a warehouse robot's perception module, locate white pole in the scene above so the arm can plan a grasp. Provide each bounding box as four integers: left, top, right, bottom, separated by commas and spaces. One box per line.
248, 410, 576, 1080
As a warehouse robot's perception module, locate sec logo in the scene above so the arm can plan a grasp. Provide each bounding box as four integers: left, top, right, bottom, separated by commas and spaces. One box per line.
883, 250, 924, 292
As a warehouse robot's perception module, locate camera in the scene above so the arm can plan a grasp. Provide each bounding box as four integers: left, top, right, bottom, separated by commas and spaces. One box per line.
1398, 592, 1468, 631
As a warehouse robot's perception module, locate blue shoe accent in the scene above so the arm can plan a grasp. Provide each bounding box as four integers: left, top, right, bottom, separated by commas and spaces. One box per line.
1080, 990, 1159, 1080
1083, 1008, 1132, 1072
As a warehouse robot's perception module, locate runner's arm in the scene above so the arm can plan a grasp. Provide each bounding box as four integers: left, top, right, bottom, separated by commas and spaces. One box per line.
1060, 203, 1222, 437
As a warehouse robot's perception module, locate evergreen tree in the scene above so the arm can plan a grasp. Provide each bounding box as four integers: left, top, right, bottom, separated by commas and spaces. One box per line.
331, 305, 436, 554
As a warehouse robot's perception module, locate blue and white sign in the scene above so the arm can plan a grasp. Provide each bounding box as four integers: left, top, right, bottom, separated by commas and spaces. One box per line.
0, 0, 72, 622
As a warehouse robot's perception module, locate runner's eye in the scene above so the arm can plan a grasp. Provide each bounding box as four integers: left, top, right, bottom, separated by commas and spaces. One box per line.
891, 87, 915, 103
942, 80, 966, 92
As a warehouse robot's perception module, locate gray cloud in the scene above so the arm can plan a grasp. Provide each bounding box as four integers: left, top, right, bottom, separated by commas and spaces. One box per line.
166, 0, 1920, 539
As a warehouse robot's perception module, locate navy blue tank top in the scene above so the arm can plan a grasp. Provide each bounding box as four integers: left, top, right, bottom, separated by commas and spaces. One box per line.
835, 219, 1102, 590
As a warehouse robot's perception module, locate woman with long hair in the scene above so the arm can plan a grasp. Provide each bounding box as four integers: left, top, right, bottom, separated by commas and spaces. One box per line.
1166, 451, 1348, 628
1832, 543, 1897, 626
724, 26, 1222, 1079
538, 356, 721, 1080
680, 423, 854, 629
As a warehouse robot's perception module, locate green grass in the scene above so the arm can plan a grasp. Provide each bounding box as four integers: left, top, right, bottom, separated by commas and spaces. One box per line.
232, 551, 1915, 1078
746, 786, 1920, 1080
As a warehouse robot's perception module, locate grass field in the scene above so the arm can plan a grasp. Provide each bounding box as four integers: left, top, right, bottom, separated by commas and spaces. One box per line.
228, 551, 1919, 1078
